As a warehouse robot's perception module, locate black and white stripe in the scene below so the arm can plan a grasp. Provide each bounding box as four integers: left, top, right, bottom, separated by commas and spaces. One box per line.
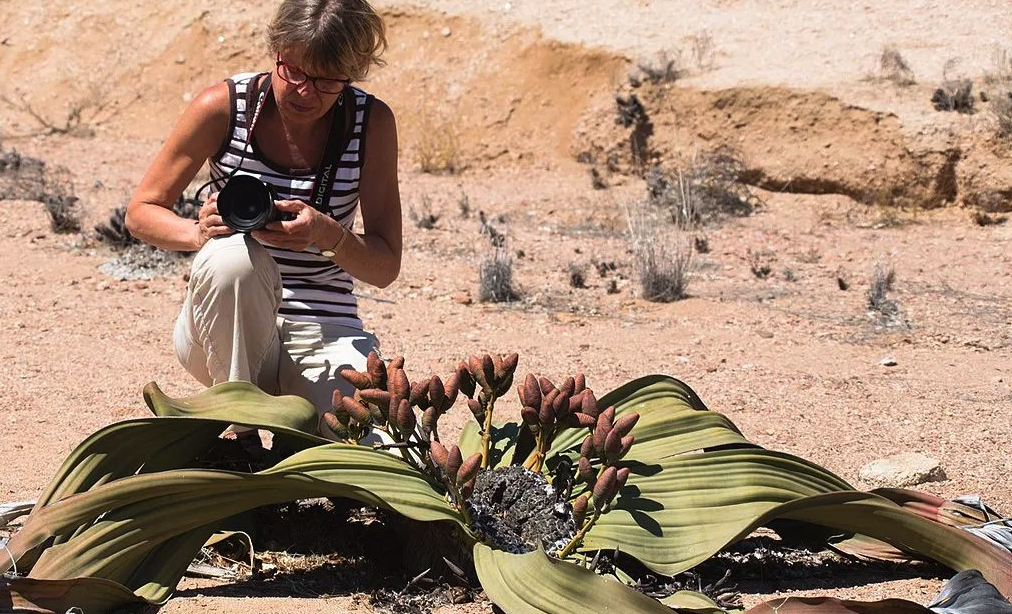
208, 72, 372, 329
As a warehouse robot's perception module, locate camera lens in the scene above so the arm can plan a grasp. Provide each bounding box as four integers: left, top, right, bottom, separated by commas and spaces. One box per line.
217, 175, 277, 232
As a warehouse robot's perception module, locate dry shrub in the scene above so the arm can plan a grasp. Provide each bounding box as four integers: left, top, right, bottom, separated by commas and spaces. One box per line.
479, 248, 518, 303
0, 143, 81, 233
457, 192, 471, 219
0, 86, 126, 139
984, 47, 1012, 86
414, 114, 460, 174
567, 262, 588, 289
970, 210, 1006, 226
867, 256, 898, 316
932, 80, 975, 113
629, 49, 684, 86
932, 59, 974, 113
688, 31, 716, 71
646, 148, 761, 228
991, 96, 1012, 139
94, 206, 136, 248
875, 45, 916, 86
746, 247, 776, 280
409, 194, 439, 230
627, 202, 692, 302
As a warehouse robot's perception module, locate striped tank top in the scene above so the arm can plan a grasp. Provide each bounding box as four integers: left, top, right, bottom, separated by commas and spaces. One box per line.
208, 72, 372, 329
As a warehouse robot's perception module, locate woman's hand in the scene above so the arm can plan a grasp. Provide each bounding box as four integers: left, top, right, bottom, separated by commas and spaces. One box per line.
196, 192, 236, 247
251, 199, 333, 252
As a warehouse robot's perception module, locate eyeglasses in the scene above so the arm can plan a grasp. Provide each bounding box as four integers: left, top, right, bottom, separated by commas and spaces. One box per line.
275, 55, 350, 94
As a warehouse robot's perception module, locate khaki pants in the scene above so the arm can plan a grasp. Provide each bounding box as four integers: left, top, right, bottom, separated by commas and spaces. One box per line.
173, 234, 377, 423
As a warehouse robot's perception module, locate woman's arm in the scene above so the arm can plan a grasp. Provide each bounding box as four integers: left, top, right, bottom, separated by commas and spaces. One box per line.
125, 82, 233, 251
257, 97, 403, 288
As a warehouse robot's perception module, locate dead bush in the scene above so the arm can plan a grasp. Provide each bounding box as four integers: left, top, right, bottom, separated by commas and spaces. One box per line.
0, 143, 81, 233
984, 47, 1012, 86
990, 95, 1012, 139
414, 114, 459, 174
629, 49, 684, 86
931, 79, 975, 113
0, 87, 127, 138
647, 148, 761, 228
746, 247, 776, 280
409, 194, 440, 230
567, 262, 588, 289
478, 210, 507, 248
875, 45, 916, 86
970, 210, 1006, 226
867, 256, 898, 316
615, 94, 648, 128
94, 206, 136, 248
457, 192, 471, 219
479, 248, 518, 303
627, 202, 692, 302
688, 31, 716, 71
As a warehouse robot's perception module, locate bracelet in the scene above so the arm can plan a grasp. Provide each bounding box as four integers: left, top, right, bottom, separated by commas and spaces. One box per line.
319, 225, 349, 258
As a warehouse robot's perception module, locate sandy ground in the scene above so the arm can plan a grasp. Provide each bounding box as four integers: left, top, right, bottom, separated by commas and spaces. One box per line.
2, 0, 1012, 612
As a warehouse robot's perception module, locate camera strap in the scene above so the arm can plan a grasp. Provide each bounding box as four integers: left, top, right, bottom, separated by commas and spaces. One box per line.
308, 92, 352, 213
197, 73, 353, 212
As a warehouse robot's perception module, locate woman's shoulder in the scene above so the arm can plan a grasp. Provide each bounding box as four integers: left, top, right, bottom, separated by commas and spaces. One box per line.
189, 80, 232, 120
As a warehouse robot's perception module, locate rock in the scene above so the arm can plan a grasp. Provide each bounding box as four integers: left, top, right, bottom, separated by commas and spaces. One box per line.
879, 356, 898, 366
859, 453, 946, 488
452, 291, 473, 305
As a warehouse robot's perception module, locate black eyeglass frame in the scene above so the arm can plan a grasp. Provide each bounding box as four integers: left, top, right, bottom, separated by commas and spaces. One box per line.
275, 55, 351, 93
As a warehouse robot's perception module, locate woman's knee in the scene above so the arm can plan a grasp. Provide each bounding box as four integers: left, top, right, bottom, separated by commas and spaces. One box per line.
190, 234, 277, 291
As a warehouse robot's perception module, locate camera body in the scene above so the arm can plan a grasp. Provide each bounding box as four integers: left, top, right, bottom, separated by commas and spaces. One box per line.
216, 174, 293, 232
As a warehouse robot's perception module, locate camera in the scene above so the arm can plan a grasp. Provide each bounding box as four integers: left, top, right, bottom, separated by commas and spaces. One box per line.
216, 175, 292, 232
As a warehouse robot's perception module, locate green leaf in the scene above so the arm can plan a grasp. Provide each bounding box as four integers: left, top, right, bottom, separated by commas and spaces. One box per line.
473, 543, 674, 613
143, 380, 318, 434
549, 375, 759, 464
458, 421, 523, 468
2, 576, 146, 614
38, 382, 327, 510
661, 590, 731, 613
3, 442, 463, 610
546, 375, 1012, 597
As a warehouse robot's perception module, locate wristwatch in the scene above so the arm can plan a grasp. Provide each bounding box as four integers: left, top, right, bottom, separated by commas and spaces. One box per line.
319, 227, 348, 259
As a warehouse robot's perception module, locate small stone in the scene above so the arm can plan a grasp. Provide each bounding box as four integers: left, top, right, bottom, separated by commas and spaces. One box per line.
452, 292, 473, 306
879, 357, 898, 367
859, 453, 946, 488
440, 26, 452, 37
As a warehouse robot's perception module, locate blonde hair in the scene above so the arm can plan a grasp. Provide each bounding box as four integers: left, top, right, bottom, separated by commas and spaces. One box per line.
267, 0, 387, 82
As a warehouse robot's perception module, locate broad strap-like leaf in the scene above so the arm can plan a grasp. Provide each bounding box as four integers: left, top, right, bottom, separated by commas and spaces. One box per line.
1, 576, 145, 614
547, 376, 1012, 597
473, 543, 674, 613
2, 444, 464, 611
36, 382, 327, 510
661, 590, 728, 613
550, 375, 761, 465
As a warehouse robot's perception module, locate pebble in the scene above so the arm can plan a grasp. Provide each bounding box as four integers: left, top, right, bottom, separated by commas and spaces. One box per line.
879, 357, 898, 366
440, 26, 452, 37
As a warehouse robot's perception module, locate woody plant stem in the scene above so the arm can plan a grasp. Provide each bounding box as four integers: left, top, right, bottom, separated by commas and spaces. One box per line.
480, 395, 497, 469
